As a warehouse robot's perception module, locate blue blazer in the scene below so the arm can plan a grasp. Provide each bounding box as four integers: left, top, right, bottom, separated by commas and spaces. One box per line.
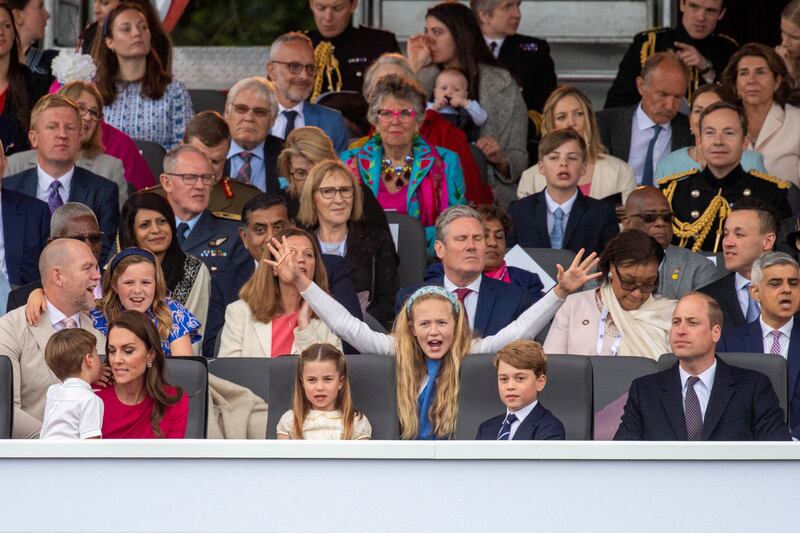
3, 166, 118, 260
614, 357, 790, 441
394, 274, 533, 337
2, 189, 50, 286
506, 189, 619, 255
719, 317, 800, 438
476, 403, 565, 440
304, 103, 349, 154
698, 273, 745, 330
203, 254, 364, 357
424, 262, 544, 304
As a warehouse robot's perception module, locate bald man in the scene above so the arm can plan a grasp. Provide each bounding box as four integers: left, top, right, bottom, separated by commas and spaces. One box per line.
623, 186, 718, 299
0, 239, 104, 438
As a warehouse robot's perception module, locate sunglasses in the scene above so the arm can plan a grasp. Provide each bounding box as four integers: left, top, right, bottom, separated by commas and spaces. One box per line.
613, 265, 658, 293
67, 233, 104, 245
628, 212, 672, 224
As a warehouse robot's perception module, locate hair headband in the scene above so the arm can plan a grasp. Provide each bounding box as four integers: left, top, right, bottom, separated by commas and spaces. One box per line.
110, 247, 156, 273
405, 286, 460, 318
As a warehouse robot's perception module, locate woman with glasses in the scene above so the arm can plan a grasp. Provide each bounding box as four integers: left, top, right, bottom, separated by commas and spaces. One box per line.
340, 74, 466, 252
92, 2, 193, 151
544, 230, 676, 359
297, 159, 399, 329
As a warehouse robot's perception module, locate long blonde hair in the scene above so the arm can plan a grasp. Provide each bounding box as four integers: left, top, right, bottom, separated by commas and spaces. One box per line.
542, 86, 607, 162
291, 343, 362, 439
393, 292, 472, 439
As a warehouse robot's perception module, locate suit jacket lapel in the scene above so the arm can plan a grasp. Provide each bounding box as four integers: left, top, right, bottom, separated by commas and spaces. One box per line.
755, 104, 783, 150
18, 168, 38, 197
252, 319, 272, 356
701, 358, 735, 440
659, 365, 687, 439
562, 192, 585, 247
183, 211, 213, 251
304, 103, 319, 128
720, 274, 745, 326
30, 319, 56, 359
512, 402, 545, 440
619, 107, 635, 162
2, 193, 21, 277
473, 276, 495, 335
742, 321, 764, 353
498, 36, 522, 66
67, 168, 89, 203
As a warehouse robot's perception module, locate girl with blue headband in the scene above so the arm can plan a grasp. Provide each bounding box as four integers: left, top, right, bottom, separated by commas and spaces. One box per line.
265, 236, 601, 440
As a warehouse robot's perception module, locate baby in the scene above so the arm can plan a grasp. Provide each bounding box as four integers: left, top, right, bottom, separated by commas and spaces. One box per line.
427, 67, 487, 142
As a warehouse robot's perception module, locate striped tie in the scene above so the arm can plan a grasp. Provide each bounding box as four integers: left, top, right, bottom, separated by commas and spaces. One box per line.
497, 413, 518, 440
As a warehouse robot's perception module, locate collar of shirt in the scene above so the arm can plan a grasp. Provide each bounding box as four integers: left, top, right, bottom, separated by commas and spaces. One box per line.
679, 358, 717, 397
635, 102, 673, 130
507, 399, 538, 422
228, 139, 265, 160
62, 377, 92, 390
544, 188, 578, 215
45, 297, 81, 330
483, 35, 505, 54
271, 102, 306, 138
734, 272, 751, 293
759, 316, 794, 341
175, 212, 203, 234
36, 165, 75, 198
443, 273, 482, 294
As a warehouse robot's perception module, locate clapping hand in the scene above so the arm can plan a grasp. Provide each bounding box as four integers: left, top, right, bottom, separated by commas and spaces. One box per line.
554, 249, 602, 299
264, 236, 312, 291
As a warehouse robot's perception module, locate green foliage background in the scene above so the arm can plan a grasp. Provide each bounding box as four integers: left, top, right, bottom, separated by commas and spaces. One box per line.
171, 0, 315, 46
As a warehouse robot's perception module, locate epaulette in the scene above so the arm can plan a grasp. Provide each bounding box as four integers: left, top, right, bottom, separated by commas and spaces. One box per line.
657, 167, 698, 187
212, 211, 241, 221
716, 33, 739, 47
749, 169, 790, 189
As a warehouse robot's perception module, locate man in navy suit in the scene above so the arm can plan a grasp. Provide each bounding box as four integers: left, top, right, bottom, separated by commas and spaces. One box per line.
507, 129, 618, 255
396, 205, 533, 337
202, 193, 362, 357
3, 94, 118, 261
615, 292, 790, 441
0, 174, 49, 288
719, 252, 800, 439
266, 32, 349, 153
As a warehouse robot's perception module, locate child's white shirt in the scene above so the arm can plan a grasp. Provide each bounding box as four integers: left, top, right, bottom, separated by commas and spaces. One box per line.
40, 378, 103, 439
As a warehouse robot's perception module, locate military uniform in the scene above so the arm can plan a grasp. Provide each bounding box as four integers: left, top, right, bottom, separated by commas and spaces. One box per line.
659, 165, 792, 252
605, 25, 739, 110
179, 210, 249, 275
144, 178, 260, 219
308, 23, 401, 95
497, 34, 557, 114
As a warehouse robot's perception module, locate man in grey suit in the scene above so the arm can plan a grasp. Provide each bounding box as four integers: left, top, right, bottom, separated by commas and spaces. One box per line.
596, 52, 693, 186
623, 186, 718, 299
0, 239, 105, 438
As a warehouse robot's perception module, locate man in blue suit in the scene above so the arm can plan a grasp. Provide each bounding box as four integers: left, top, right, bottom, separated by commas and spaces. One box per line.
3, 94, 118, 261
0, 175, 50, 288
615, 292, 790, 441
395, 205, 533, 337
267, 32, 349, 153
719, 252, 800, 439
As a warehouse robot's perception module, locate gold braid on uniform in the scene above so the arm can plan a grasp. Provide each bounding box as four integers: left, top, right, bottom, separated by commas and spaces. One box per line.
749, 169, 790, 189
640, 31, 658, 66
659, 169, 728, 252
312, 41, 342, 103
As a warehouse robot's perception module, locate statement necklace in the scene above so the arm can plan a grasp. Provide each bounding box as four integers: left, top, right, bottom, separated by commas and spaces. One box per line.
382, 154, 413, 189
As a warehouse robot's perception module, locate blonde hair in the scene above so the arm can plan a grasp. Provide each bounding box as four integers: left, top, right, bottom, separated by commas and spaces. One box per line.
541, 86, 607, 162
393, 293, 472, 439
45, 328, 97, 381
58, 81, 104, 159
102, 252, 172, 341
291, 343, 363, 439
240, 227, 330, 323
297, 159, 364, 227
30, 93, 80, 132
277, 126, 337, 196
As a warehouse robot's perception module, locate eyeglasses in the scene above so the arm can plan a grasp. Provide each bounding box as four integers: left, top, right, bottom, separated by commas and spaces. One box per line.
166, 173, 216, 185
271, 60, 317, 76
377, 108, 416, 123
291, 169, 309, 180
231, 104, 270, 118
316, 186, 354, 199
67, 232, 104, 245
77, 104, 101, 121
613, 265, 658, 293
628, 212, 672, 224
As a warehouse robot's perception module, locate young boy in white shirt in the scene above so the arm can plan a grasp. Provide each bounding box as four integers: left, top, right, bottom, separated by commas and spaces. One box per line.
40, 329, 104, 439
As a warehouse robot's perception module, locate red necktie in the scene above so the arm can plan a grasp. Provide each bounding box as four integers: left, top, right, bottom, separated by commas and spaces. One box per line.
454, 287, 472, 321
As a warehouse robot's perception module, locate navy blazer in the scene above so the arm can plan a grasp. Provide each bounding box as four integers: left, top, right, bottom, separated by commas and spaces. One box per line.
719, 317, 800, 438
2, 189, 50, 286
614, 357, 790, 441
3, 166, 118, 260
304, 103, 349, 153
202, 254, 364, 357
506, 189, 619, 255
698, 273, 745, 330
476, 403, 565, 440
424, 262, 544, 304
394, 274, 533, 337
222, 135, 283, 194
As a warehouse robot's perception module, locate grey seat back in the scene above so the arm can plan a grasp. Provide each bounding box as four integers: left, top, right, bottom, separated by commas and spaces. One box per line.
189, 89, 226, 114
0, 356, 12, 439
208, 357, 270, 403
590, 356, 657, 439
344, 355, 399, 439
134, 140, 166, 178
385, 212, 428, 288
164, 357, 209, 438
523, 248, 577, 283
456, 353, 504, 439
266, 356, 299, 439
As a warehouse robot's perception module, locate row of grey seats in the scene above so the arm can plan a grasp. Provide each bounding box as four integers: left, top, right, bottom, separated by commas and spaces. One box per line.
0, 352, 787, 440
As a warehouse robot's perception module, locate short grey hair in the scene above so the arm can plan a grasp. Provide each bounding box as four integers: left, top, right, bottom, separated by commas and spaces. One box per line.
470, 0, 505, 16
270, 32, 313, 60
50, 203, 98, 239
225, 76, 279, 125
362, 53, 416, 99
163, 144, 212, 174
435, 205, 483, 242
751, 251, 800, 285
39, 238, 78, 281
367, 74, 427, 127
641, 51, 689, 84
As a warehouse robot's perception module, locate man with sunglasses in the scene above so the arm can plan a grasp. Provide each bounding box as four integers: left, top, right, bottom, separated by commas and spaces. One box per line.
161, 145, 249, 275
623, 186, 718, 299
267, 33, 348, 153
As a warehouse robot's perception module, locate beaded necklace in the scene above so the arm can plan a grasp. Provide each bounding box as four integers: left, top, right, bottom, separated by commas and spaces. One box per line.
382, 154, 413, 189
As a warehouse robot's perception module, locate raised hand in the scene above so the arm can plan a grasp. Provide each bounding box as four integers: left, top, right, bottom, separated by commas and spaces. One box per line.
264, 236, 311, 291
297, 299, 311, 330
406, 34, 432, 72
554, 248, 602, 299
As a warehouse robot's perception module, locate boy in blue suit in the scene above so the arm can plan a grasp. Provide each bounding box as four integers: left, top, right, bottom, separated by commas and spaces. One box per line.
476, 340, 565, 440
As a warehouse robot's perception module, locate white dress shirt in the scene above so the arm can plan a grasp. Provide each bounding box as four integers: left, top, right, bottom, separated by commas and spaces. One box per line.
46, 298, 81, 331
735, 273, 752, 321
505, 400, 538, 440
39, 378, 104, 440
629, 104, 673, 184
544, 188, 578, 235
443, 274, 482, 330
759, 317, 793, 358
35, 165, 74, 205
483, 36, 505, 58
679, 359, 717, 419
270, 102, 306, 140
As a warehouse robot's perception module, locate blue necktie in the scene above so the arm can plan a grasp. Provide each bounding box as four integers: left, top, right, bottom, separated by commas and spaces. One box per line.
550, 207, 565, 249
641, 124, 663, 186
745, 282, 760, 323
176, 222, 190, 246
497, 413, 518, 440
283, 110, 298, 139
417, 358, 442, 440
